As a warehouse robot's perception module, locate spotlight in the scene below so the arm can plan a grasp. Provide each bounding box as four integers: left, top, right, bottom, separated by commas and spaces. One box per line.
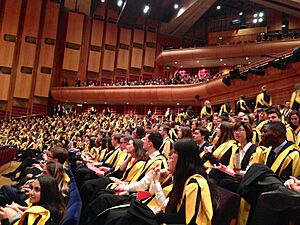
249, 68, 265, 76
216, 5, 221, 10
229, 69, 240, 79
222, 76, 231, 86
268, 60, 286, 70
117, 0, 123, 7
174, 3, 179, 9
143, 5, 150, 14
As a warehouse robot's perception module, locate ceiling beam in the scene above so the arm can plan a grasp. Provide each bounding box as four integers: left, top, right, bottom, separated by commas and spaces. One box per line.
159, 0, 216, 37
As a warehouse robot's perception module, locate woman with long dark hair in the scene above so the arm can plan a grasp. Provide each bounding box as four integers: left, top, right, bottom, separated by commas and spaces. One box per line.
202, 121, 238, 169
0, 175, 66, 225
114, 138, 218, 225
288, 110, 300, 146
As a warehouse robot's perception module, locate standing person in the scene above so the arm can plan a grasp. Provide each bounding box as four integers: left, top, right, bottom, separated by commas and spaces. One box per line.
219, 101, 232, 116
236, 95, 250, 114
0, 175, 66, 225
290, 83, 300, 111
200, 100, 213, 119
158, 125, 173, 157
115, 138, 217, 225
255, 85, 272, 109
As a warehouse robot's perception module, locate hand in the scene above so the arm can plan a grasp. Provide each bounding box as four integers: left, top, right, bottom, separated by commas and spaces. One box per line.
95, 170, 105, 177
109, 177, 122, 184
115, 184, 126, 192
284, 176, 300, 193
204, 146, 213, 154
93, 162, 103, 167
153, 169, 161, 183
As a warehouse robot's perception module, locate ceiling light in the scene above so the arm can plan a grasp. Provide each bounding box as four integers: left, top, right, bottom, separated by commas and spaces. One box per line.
248, 62, 251, 64
282, 24, 286, 28
258, 18, 263, 23
201, 65, 204, 67
176, 103, 180, 105
224, 63, 226, 66
239, 12, 243, 16
216, 5, 221, 10
259, 12, 264, 17
253, 13, 258, 18
117, 0, 123, 7
180, 65, 183, 68
174, 4, 179, 9
174, 62, 178, 64
196, 60, 200, 63
253, 19, 258, 23
101, 0, 105, 2
143, 5, 150, 14
220, 59, 223, 61
246, 57, 249, 60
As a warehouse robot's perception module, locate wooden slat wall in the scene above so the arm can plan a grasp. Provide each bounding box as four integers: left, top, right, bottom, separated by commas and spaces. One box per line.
131, 48, 143, 69
62, 12, 84, 72
267, 9, 282, 31
0, 0, 22, 101
144, 47, 156, 67
76, 0, 91, 16
87, 19, 104, 73
289, 15, 300, 30
64, 0, 76, 11
35, 1, 59, 97
13, 0, 42, 99
103, 50, 115, 71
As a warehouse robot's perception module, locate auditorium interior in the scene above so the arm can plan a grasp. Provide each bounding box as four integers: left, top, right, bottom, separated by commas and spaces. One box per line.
0, 0, 300, 225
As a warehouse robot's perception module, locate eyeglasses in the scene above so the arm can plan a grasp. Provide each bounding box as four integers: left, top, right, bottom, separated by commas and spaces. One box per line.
234, 128, 246, 133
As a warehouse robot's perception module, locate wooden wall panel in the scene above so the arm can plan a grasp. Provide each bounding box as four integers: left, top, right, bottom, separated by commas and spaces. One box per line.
105, 23, 117, 46
0, 41, 15, 67
146, 32, 156, 43
18, 43, 36, 68
131, 48, 143, 68
34, 74, 51, 97
119, 28, 131, 45
76, 0, 91, 16
43, 1, 59, 39
91, 19, 104, 46
133, 29, 144, 44
88, 51, 101, 72
144, 47, 156, 68
117, 49, 129, 70
63, 49, 81, 71
66, 12, 84, 44
267, 9, 282, 31
13, 73, 33, 99
34, 1, 59, 98
94, 5, 105, 17
103, 50, 115, 71
1, 0, 22, 36
23, 0, 42, 37
64, 0, 76, 11
0, 74, 10, 100
289, 15, 300, 30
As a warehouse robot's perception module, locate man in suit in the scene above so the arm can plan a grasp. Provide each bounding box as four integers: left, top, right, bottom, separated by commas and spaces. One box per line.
193, 127, 211, 155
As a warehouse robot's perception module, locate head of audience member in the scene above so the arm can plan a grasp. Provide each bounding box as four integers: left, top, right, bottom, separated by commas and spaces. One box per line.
205, 100, 211, 108
43, 162, 68, 199
120, 135, 131, 151
284, 101, 290, 109
261, 121, 286, 148
239, 95, 245, 100
47, 146, 68, 165
133, 125, 145, 139
177, 126, 192, 139
288, 110, 300, 130
237, 112, 246, 118
191, 120, 199, 131
159, 125, 170, 139
229, 116, 241, 127
29, 175, 66, 224
193, 127, 209, 145
143, 132, 163, 155
201, 116, 209, 128
111, 133, 121, 148
126, 138, 147, 160
241, 114, 255, 127
215, 121, 235, 148
233, 121, 253, 146
168, 138, 206, 205
258, 108, 268, 122
212, 115, 219, 127
267, 107, 282, 122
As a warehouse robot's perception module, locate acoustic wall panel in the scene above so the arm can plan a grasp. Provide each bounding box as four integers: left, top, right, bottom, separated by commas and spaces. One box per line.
91, 19, 104, 46
119, 28, 131, 45
131, 48, 143, 69
105, 23, 117, 46
102, 50, 115, 71
133, 29, 144, 44
88, 51, 101, 72
117, 49, 129, 70
144, 47, 156, 68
